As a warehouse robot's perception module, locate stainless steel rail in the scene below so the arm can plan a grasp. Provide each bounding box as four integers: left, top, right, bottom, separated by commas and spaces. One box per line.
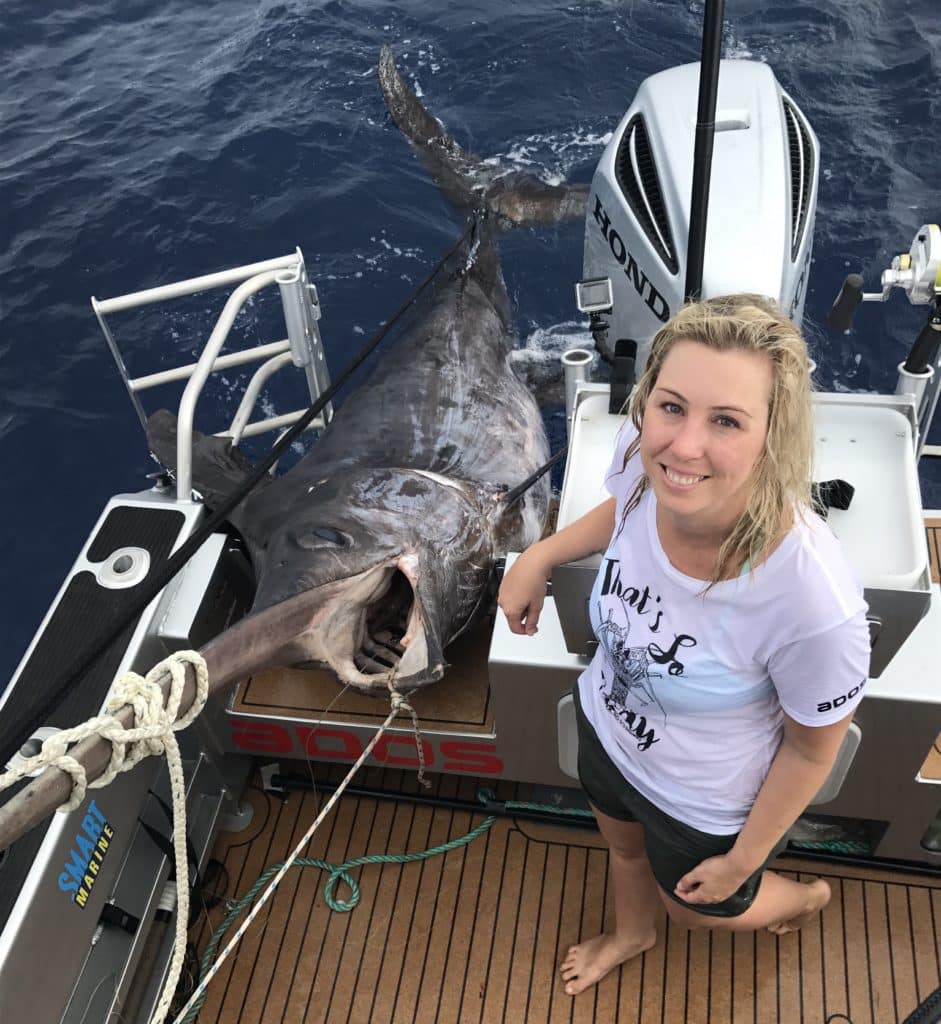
91, 249, 333, 501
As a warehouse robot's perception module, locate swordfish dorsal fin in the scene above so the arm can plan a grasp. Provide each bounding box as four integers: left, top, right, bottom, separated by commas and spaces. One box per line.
145, 408, 271, 534
378, 46, 589, 226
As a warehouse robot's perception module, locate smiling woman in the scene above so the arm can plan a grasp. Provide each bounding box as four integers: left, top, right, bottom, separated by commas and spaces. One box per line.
498, 293, 871, 997
619, 293, 815, 586
642, 342, 774, 577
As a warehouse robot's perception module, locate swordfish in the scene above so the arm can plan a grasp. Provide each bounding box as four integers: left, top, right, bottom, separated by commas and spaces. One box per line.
149, 48, 588, 695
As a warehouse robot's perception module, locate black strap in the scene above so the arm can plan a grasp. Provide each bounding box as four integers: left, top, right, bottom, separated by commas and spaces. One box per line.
811, 479, 855, 520
503, 445, 569, 509
138, 789, 204, 925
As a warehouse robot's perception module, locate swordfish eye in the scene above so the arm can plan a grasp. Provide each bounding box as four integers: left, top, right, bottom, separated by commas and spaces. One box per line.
297, 527, 353, 550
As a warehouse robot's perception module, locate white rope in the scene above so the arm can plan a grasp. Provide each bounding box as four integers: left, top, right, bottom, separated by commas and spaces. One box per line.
387, 676, 431, 789
0, 650, 209, 1024
171, 688, 419, 1024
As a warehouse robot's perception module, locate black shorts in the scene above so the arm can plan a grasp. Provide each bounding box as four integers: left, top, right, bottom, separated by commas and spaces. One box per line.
573, 685, 788, 918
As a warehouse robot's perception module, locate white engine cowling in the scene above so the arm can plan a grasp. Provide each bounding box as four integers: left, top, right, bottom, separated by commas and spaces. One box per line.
583, 59, 819, 369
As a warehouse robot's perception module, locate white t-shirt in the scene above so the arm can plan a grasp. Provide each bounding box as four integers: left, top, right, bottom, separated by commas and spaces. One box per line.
576, 426, 871, 834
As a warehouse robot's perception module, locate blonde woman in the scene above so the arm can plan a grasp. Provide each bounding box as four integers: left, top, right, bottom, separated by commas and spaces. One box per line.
498, 295, 870, 997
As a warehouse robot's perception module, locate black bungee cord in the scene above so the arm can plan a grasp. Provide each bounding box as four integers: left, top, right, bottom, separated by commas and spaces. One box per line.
502, 444, 569, 509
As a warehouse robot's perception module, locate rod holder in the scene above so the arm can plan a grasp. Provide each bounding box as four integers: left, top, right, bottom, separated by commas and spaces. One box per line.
561, 348, 593, 433
278, 268, 315, 368
277, 261, 333, 424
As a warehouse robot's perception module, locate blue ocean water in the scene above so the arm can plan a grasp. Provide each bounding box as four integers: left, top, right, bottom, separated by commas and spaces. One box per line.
0, 0, 938, 690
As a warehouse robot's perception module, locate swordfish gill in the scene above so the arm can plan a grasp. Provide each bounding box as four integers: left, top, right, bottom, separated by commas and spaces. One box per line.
148, 48, 588, 695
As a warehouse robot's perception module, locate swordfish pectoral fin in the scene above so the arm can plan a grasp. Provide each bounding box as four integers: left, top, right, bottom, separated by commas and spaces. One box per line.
378, 46, 589, 227
145, 408, 271, 531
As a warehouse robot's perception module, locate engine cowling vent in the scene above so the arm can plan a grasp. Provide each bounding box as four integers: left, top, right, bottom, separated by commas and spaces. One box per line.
614, 115, 678, 275
783, 97, 815, 261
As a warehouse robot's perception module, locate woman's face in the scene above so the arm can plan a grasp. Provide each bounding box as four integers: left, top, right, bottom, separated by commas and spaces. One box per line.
640, 340, 773, 535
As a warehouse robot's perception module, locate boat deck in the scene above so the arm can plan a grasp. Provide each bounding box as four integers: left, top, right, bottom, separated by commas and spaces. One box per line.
194, 769, 941, 1024
191, 519, 941, 1023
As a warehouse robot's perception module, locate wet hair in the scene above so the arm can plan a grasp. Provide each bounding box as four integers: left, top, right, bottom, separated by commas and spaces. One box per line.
616, 293, 814, 587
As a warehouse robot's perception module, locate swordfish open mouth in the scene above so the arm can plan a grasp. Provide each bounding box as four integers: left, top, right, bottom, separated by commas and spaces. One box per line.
306, 557, 438, 693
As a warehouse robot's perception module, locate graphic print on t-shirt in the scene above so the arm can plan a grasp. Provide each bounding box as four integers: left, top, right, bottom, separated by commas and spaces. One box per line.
596, 606, 664, 714
595, 555, 699, 752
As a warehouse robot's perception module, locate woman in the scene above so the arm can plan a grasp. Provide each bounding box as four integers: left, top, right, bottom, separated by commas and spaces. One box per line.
498, 294, 871, 997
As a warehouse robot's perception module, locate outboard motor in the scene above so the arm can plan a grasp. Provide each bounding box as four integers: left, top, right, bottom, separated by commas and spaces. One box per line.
580, 60, 819, 370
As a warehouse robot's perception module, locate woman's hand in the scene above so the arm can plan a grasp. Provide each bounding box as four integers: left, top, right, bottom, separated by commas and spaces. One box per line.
497, 547, 552, 635
673, 853, 753, 905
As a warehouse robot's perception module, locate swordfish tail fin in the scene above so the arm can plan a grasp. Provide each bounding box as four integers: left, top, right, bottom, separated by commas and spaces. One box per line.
378, 46, 589, 227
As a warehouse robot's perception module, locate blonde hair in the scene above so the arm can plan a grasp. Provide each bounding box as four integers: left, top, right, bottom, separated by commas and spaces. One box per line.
616, 293, 814, 587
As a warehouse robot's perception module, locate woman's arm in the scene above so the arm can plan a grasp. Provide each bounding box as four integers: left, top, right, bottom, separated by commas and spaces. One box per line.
498, 496, 616, 635
674, 711, 853, 903
728, 711, 854, 871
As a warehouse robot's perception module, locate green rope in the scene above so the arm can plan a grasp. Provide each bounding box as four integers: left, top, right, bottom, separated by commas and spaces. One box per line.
182, 813, 496, 1022
505, 799, 594, 818
183, 788, 588, 1018
476, 787, 595, 819
789, 839, 871, 854
476, 789, 876, 858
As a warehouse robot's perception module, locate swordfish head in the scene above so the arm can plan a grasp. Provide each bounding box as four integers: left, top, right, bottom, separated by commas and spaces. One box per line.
220, 465, 499, 694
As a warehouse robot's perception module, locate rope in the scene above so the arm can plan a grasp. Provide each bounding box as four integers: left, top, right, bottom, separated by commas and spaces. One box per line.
0, 650, 207, 809
789, 839, 871, 855
171, 687, 422, 1024
481, 791, 873, 854
178, 787, 589, 1020
180, 815, 496, 1022
388, 680, 431, 789
0, 650, 209, 1024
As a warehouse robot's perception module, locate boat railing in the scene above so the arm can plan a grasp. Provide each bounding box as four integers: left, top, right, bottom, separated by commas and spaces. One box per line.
91, 249, 333, 501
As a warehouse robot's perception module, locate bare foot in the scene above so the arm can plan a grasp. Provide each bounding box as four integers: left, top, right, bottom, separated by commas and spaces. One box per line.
560, 930, 657, 996
767, 879, 831, 935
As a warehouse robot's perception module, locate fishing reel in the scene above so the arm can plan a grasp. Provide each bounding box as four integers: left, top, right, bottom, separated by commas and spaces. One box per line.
830, 223, 941, 369
872, 224, 938, 306
829, 224, 941, 451
830, 224, 941, 326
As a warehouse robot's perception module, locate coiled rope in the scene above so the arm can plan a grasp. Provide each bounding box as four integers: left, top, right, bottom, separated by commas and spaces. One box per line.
0, 650, 209, 1024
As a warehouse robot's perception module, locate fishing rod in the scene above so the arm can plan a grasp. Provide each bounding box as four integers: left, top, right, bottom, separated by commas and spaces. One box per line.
685, 0, 725, 302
